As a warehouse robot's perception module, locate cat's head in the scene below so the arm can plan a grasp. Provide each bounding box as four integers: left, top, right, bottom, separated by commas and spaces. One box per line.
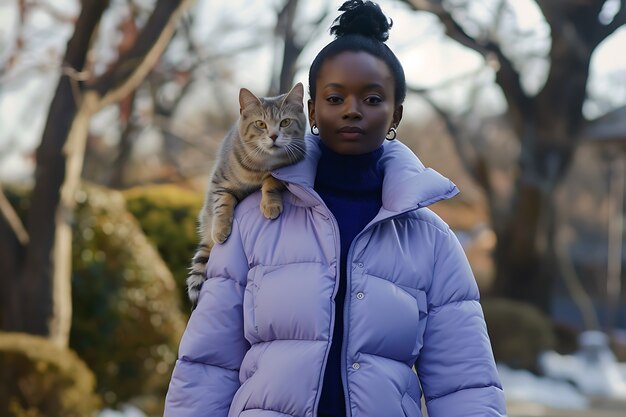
238, 83, 307, 169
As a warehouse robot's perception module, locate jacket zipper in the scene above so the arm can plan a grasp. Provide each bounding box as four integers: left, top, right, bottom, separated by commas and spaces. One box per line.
285, 183, 344, 417
283, 181, 429, 417
341, 207, 427, 417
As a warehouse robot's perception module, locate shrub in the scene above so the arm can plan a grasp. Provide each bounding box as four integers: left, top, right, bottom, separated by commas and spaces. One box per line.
0, 332, 100, 417
70, 184, 186, 413
482, 297, 556, 372
123, 184, 203, 312
3, 183, 187, 415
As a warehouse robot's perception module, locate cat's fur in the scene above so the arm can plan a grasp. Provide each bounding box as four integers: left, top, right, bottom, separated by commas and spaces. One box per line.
187, 83, 307, 308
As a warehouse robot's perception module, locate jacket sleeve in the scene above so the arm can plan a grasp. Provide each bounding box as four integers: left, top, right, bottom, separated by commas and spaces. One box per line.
416, 226, 507, 417
164, 217, 250, 417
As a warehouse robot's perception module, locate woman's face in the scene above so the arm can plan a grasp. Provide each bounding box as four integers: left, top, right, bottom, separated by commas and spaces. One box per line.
308, 51, 403, 155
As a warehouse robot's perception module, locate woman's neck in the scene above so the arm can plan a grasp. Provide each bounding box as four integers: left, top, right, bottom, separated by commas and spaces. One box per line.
315, 140, 384, 194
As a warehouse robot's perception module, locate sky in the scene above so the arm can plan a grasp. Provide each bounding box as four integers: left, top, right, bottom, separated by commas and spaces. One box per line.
0, 0, 625, 181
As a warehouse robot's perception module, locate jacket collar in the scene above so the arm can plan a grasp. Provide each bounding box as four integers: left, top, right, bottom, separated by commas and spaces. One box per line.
272, 133, 459, 214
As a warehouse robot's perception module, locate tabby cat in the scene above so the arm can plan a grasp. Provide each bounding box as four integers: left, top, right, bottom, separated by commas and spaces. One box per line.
187, 83, 307, 308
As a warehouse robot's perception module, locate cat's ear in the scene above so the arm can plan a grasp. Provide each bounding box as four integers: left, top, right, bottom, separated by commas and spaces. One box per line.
239, 88, 261, 114
282, 82, 304, 109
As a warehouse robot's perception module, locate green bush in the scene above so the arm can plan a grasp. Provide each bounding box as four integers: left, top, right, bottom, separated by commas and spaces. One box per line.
70, 184, 186, 414
3, 183, 187, 415
0, 332, 100, 417
123, 184, 203, 312
482, 297, 556, 372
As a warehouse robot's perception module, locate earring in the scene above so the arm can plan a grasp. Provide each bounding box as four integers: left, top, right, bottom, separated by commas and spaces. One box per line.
310, 124, 319, 136
386, 127, 397, 141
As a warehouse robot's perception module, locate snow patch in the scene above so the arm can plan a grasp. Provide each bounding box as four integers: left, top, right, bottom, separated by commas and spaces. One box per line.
97, 405, 147, 417
497, 364, 590, 410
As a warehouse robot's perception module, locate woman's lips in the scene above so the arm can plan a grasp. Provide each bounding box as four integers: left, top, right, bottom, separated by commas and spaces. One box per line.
337, 127, 364, 140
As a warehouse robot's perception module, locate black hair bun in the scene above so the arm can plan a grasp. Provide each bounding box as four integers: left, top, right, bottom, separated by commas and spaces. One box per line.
330, 0, 392, 42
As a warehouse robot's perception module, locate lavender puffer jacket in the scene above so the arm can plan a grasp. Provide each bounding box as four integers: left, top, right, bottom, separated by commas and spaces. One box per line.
165, 135, 507, 417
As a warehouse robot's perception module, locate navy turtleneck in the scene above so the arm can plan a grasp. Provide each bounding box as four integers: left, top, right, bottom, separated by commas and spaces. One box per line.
314, 141, 385, 417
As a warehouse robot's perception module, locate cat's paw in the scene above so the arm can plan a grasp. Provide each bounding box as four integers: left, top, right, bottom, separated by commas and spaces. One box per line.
211, 219, 232, 243
261, 199, 283, 220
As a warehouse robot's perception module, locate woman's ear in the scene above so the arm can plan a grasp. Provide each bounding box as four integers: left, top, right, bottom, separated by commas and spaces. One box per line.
308, 99, 316, 127
392, 105, 403, 128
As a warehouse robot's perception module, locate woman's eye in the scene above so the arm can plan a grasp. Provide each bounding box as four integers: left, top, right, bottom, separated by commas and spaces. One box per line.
280, 118, 292, 127
255, 120, 267, 129
365, 96, 382, 104
326, 96, 342, 104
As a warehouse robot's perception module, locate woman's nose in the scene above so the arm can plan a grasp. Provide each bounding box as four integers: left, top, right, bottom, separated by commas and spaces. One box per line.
342, 98, 362, 119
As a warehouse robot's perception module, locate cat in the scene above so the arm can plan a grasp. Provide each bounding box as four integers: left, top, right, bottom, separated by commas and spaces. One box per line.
187, 82, 307, 308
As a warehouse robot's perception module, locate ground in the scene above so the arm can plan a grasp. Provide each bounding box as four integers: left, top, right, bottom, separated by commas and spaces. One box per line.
508, 399, 626, 417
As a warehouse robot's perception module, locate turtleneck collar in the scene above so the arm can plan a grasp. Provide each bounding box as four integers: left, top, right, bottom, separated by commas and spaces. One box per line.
272, 133, 460, 214
314, 140, 384, 195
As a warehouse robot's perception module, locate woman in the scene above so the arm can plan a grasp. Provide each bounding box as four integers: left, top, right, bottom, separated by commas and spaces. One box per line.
164, 1, 507, 416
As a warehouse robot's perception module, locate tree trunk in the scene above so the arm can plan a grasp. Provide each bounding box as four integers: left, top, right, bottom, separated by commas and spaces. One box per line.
107, 91, 137, 188
492, 180, 558, 312
269, 0, 301, 96
6, 1, 109, 345
0, 205, 24, 330
395, 0, 626, 313
1, 0, 192, 347
278, 0, 299, 94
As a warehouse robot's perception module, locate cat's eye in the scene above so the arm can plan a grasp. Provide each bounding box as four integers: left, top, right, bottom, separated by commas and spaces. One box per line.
255, 120, 267, 129
280, 118, 292, 127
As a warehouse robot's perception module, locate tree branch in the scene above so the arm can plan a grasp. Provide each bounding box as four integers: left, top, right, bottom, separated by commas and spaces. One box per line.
0, 196, 24, 332
17, 0, 110, 339
537, 0, 625, 49
407, 85, 486, 191
88, 0, 195, 108
0, 187, 29, 246
399, 0, 531, 134
400, 0, 490, 54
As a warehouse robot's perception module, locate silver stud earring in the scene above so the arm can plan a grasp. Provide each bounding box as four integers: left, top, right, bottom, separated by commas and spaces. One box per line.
311, 124, 319, 136
386, 127, 397, 140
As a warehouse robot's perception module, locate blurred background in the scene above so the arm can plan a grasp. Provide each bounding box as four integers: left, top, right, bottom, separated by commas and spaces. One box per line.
0, 0, 625, 416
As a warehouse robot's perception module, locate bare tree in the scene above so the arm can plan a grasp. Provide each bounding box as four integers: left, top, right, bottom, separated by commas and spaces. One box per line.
86, 4, 277, 188
269, 0, 331, 95
0, 0, 193, 347
90, 0, 332, 188
399, 0, 626, 311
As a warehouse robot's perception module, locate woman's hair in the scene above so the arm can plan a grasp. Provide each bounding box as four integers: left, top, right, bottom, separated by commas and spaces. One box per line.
308, 0, 406, 105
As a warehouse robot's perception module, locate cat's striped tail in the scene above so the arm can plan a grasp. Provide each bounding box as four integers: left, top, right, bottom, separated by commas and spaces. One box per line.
187, 238, 214, 310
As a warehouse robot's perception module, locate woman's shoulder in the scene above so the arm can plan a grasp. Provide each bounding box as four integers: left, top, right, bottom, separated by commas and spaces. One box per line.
404, 206, 453, 236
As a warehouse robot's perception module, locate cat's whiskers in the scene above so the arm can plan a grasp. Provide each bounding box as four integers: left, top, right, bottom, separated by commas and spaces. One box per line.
285, 141, 306, 164
285, 144, 299, 164
239, 142, 266, 168
291, 141, 306, 155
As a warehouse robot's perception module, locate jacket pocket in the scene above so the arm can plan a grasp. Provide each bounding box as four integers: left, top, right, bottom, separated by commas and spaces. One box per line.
243, 266, 264, 342
412, 289, 428, 356
401, 393, 422, 417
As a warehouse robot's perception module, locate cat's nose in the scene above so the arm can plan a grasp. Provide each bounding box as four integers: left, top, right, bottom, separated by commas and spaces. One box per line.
270, 134, 278, 142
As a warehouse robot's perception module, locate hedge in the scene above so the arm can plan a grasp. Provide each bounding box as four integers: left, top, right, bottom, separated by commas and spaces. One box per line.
0, 332, 100, 417
70, 184, 186, 413
123, 184, 203, 313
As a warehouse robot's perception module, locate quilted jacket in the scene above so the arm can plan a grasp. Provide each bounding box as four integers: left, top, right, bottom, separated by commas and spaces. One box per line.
164, 134, 507, 417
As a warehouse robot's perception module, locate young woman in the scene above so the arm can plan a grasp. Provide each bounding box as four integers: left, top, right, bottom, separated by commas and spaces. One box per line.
164, 1, 507, 416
